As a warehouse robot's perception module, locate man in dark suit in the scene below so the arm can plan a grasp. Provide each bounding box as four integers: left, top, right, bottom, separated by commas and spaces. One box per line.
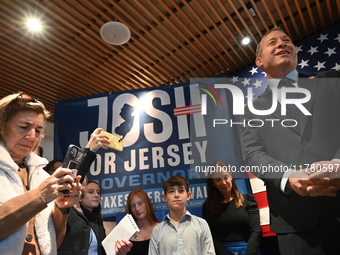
240, 27, 340, 255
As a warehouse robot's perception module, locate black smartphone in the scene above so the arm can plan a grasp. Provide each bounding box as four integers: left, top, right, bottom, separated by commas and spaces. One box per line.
61, 145, 84, 193
62, 144, 84, 172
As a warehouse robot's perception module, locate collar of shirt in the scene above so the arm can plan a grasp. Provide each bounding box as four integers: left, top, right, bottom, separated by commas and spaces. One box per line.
268, 69, 299, 90
164, 210, 192, 223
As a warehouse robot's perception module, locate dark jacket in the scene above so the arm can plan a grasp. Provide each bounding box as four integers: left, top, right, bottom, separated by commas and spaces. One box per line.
57, 204, 106, 255
240, 70, 340, 233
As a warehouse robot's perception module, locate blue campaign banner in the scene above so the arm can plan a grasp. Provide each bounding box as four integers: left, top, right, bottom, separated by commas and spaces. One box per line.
54, 81, 250, 217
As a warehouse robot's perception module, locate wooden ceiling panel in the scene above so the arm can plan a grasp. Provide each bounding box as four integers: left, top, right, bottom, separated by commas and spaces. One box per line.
0, 0, 339, 122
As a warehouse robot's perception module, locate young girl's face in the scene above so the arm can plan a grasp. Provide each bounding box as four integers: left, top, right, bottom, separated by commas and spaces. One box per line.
129, 195, 147, 221
81, 182, 101, 210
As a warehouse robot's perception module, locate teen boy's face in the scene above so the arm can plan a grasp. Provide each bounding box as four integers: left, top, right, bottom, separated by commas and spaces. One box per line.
163, 185, 191, 210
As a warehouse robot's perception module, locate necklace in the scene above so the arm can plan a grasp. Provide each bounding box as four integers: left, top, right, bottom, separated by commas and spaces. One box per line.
135, 222, 152, 240
137, 223, 151, 229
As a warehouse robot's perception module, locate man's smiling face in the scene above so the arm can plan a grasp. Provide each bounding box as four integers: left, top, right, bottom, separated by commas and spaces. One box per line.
256, 30, 298, 78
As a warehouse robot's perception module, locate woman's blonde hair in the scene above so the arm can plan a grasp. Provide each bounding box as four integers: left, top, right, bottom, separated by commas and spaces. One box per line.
0, 92, 50, 141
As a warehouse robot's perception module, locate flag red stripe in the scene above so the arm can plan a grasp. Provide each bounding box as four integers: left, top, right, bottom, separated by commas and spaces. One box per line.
174, 110, 201, 116
173, 104, 201, 111
253, 191, 269, 209
261, 225, 276, 237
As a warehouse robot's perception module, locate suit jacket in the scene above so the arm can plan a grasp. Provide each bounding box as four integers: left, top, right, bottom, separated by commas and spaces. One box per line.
240, 70, 340, 233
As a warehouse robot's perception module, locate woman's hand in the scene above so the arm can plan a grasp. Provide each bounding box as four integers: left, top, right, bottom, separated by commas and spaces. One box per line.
36, 168, 77, 203
55, 174, 82, 210
86, 128, 110, 152
115, 239, 133, 255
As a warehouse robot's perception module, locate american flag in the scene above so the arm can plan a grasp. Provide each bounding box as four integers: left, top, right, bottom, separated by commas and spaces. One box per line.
232, 23, 340, 237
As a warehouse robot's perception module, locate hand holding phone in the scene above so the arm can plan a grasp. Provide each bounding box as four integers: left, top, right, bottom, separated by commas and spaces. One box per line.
61, 145, 84, 193
62, 144, 84, 176
100, 131, 123, 151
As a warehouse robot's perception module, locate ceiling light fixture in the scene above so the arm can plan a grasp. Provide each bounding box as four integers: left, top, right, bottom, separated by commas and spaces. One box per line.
26, 18, 42, 32
241, 36, 251, 45
100, 21, 131, 45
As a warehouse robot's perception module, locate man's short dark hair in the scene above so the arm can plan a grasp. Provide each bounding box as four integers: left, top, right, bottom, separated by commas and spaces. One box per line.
163, 175, 189, 193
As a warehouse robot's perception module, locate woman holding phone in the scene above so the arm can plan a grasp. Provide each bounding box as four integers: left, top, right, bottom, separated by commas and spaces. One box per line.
0, 92, 81, 255
57, 128, 132, 255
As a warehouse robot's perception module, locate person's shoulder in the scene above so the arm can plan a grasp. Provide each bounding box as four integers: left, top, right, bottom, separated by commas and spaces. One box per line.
69, 205, 84, 216
300, 70, 340, 78
190, 214, 209, 225
189, 215, 212, 236
202, 200, 208, 211
247, 86, 271, 106
152, 221, 160, 227
67, 206, 86, 225
190, 214, 200, 219
154, 219, 166, 229
244, 193, 259, 207
244, 193, 255, 199
150, 219, 166, 237
319, 70, 340, 78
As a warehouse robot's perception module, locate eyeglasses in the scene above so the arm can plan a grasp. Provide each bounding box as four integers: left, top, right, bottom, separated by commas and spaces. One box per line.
14, 92, 41, 105
5, 92, 49, 120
